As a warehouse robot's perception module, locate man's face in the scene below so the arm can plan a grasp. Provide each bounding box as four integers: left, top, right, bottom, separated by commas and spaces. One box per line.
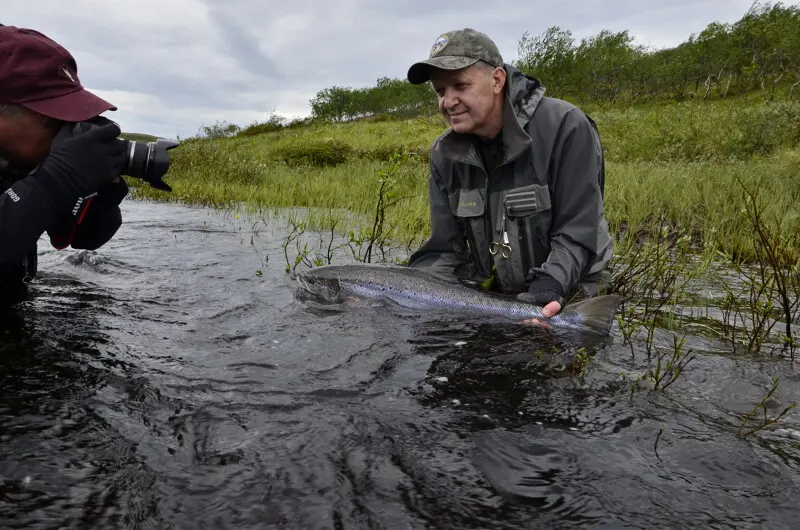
429, 63, 506, 137
0, 105, 62, 170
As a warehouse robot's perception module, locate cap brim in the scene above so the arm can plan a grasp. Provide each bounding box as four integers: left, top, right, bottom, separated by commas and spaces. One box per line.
22, 88, 116, 122
407, 56, 479, 84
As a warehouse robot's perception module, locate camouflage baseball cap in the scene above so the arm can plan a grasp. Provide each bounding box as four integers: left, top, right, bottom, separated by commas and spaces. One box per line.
407, 28, 504, 85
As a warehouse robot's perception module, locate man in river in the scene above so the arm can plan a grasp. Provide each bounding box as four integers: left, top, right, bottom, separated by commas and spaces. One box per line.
405, 28, 614, 317
0, 25, 128, 303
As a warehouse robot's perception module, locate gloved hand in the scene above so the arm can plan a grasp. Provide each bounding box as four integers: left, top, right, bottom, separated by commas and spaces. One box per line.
36, 120, 126, 204
48, 178, 128, 250
90, 177, 129, 208
516, 276, 564, 306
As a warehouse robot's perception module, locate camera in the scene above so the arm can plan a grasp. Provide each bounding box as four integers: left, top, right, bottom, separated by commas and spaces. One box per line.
118, 136, 178, 192
55, 116, 178, 192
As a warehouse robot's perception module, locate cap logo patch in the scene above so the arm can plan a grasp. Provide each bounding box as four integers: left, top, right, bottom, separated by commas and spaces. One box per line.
430, 35, 448, 55
59, 64, 76, 84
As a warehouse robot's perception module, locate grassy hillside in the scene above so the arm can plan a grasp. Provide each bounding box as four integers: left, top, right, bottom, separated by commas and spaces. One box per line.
120, 132, 160, 143
126, 94, 800, 265
122, 0, 800, 267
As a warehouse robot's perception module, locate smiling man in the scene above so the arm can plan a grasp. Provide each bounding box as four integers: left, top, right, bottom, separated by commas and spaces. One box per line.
405, 28, 614, 317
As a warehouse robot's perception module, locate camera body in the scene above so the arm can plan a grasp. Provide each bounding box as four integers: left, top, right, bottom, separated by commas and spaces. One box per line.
55, 116, 178, 192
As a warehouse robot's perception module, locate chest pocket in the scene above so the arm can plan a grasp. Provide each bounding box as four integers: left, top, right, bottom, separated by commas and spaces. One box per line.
448, 188, 492, 278
503, 183, 552, 273
505, 184, 550, 216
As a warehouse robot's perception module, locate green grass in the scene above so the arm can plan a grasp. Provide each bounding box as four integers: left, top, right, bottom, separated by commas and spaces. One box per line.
124, 95, 800, 369
126, 97, 800, 264
120, 132, 161, 142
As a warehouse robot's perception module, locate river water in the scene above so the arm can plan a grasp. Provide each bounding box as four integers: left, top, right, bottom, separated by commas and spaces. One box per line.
1, 200, 799, 529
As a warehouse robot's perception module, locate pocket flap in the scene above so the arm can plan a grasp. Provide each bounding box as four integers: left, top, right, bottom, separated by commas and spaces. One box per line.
504, 184, 551, 216
449, 188, 485, 218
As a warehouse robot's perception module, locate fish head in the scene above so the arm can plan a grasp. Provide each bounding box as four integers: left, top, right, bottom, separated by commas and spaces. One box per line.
295, 268, 343, 302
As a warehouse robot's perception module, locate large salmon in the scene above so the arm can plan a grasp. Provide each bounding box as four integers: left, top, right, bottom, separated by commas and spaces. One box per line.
295, 264, 622, 335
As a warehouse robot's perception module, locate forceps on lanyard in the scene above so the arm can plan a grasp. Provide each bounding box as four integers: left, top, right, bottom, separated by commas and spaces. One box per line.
489, 212, 512, 258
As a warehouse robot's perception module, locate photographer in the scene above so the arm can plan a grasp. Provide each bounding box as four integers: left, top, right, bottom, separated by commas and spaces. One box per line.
1, 25, 128, 303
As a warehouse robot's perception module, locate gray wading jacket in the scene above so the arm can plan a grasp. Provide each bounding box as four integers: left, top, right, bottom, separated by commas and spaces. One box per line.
408, 64, 614, 296
0, 164, 39, 301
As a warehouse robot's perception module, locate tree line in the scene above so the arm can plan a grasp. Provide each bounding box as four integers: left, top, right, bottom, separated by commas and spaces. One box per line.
306, 1, 800, 123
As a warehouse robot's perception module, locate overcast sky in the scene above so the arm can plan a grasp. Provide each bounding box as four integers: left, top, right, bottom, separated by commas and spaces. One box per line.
5, 0, 758, 139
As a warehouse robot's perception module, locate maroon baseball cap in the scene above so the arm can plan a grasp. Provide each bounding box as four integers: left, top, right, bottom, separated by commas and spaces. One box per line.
0, 25, 116, 121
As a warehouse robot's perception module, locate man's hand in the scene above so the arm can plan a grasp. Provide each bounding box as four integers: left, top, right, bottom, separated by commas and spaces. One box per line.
540, 300, 562, 317
516, 276, 564, 325
47, 178, 129, 250
37, 121, 126, 201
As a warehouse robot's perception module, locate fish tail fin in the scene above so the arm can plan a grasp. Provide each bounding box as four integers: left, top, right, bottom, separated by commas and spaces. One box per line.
560, 294, 623, 336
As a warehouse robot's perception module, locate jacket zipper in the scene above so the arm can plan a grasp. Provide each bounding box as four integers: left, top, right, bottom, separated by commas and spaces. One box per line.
504, 147, 534, 276
463, 158, 494, 280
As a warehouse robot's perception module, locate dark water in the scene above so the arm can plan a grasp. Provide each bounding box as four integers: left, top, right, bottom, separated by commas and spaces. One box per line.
2, 200, 799, 529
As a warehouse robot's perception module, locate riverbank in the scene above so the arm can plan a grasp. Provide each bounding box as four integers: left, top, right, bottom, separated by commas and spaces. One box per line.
122, 93, 800, 425
127, 95, 800, 265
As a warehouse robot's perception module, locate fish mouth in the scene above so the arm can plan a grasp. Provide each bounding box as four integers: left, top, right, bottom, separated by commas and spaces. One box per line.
295, 273, 310, 291
295, 273, 339, 303
295, 274, 319, 296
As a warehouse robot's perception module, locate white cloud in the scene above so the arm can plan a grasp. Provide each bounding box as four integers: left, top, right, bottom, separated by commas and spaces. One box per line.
91, 89, 310, 140
3, 0, 758, 138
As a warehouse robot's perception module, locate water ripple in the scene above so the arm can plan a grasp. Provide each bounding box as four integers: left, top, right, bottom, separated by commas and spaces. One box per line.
1, 200, 798, 529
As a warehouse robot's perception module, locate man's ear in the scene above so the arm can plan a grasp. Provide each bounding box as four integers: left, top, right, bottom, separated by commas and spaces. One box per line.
491, 67, 506, 95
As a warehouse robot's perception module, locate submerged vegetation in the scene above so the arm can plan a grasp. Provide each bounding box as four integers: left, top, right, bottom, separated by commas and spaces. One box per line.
124, 1, 800, 435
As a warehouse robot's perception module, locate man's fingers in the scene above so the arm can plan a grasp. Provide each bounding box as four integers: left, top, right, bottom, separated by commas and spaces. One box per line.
83, 122, 122, 143
542, 301, 562, 317
520, 317, 552, 330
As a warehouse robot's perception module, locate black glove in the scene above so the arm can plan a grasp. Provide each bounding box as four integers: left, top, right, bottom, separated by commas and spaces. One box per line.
516, 276, 565, 306
47, 178, 128, 250
36, 120, 126, 206
89, 177, 129, 209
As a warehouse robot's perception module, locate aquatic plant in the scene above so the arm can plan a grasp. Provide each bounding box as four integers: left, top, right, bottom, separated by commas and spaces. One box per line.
738, 376, 797, 438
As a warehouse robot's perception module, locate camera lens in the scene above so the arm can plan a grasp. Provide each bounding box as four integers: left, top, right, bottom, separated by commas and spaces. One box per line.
119, 138, 178, 191
124, 140, 149, 178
